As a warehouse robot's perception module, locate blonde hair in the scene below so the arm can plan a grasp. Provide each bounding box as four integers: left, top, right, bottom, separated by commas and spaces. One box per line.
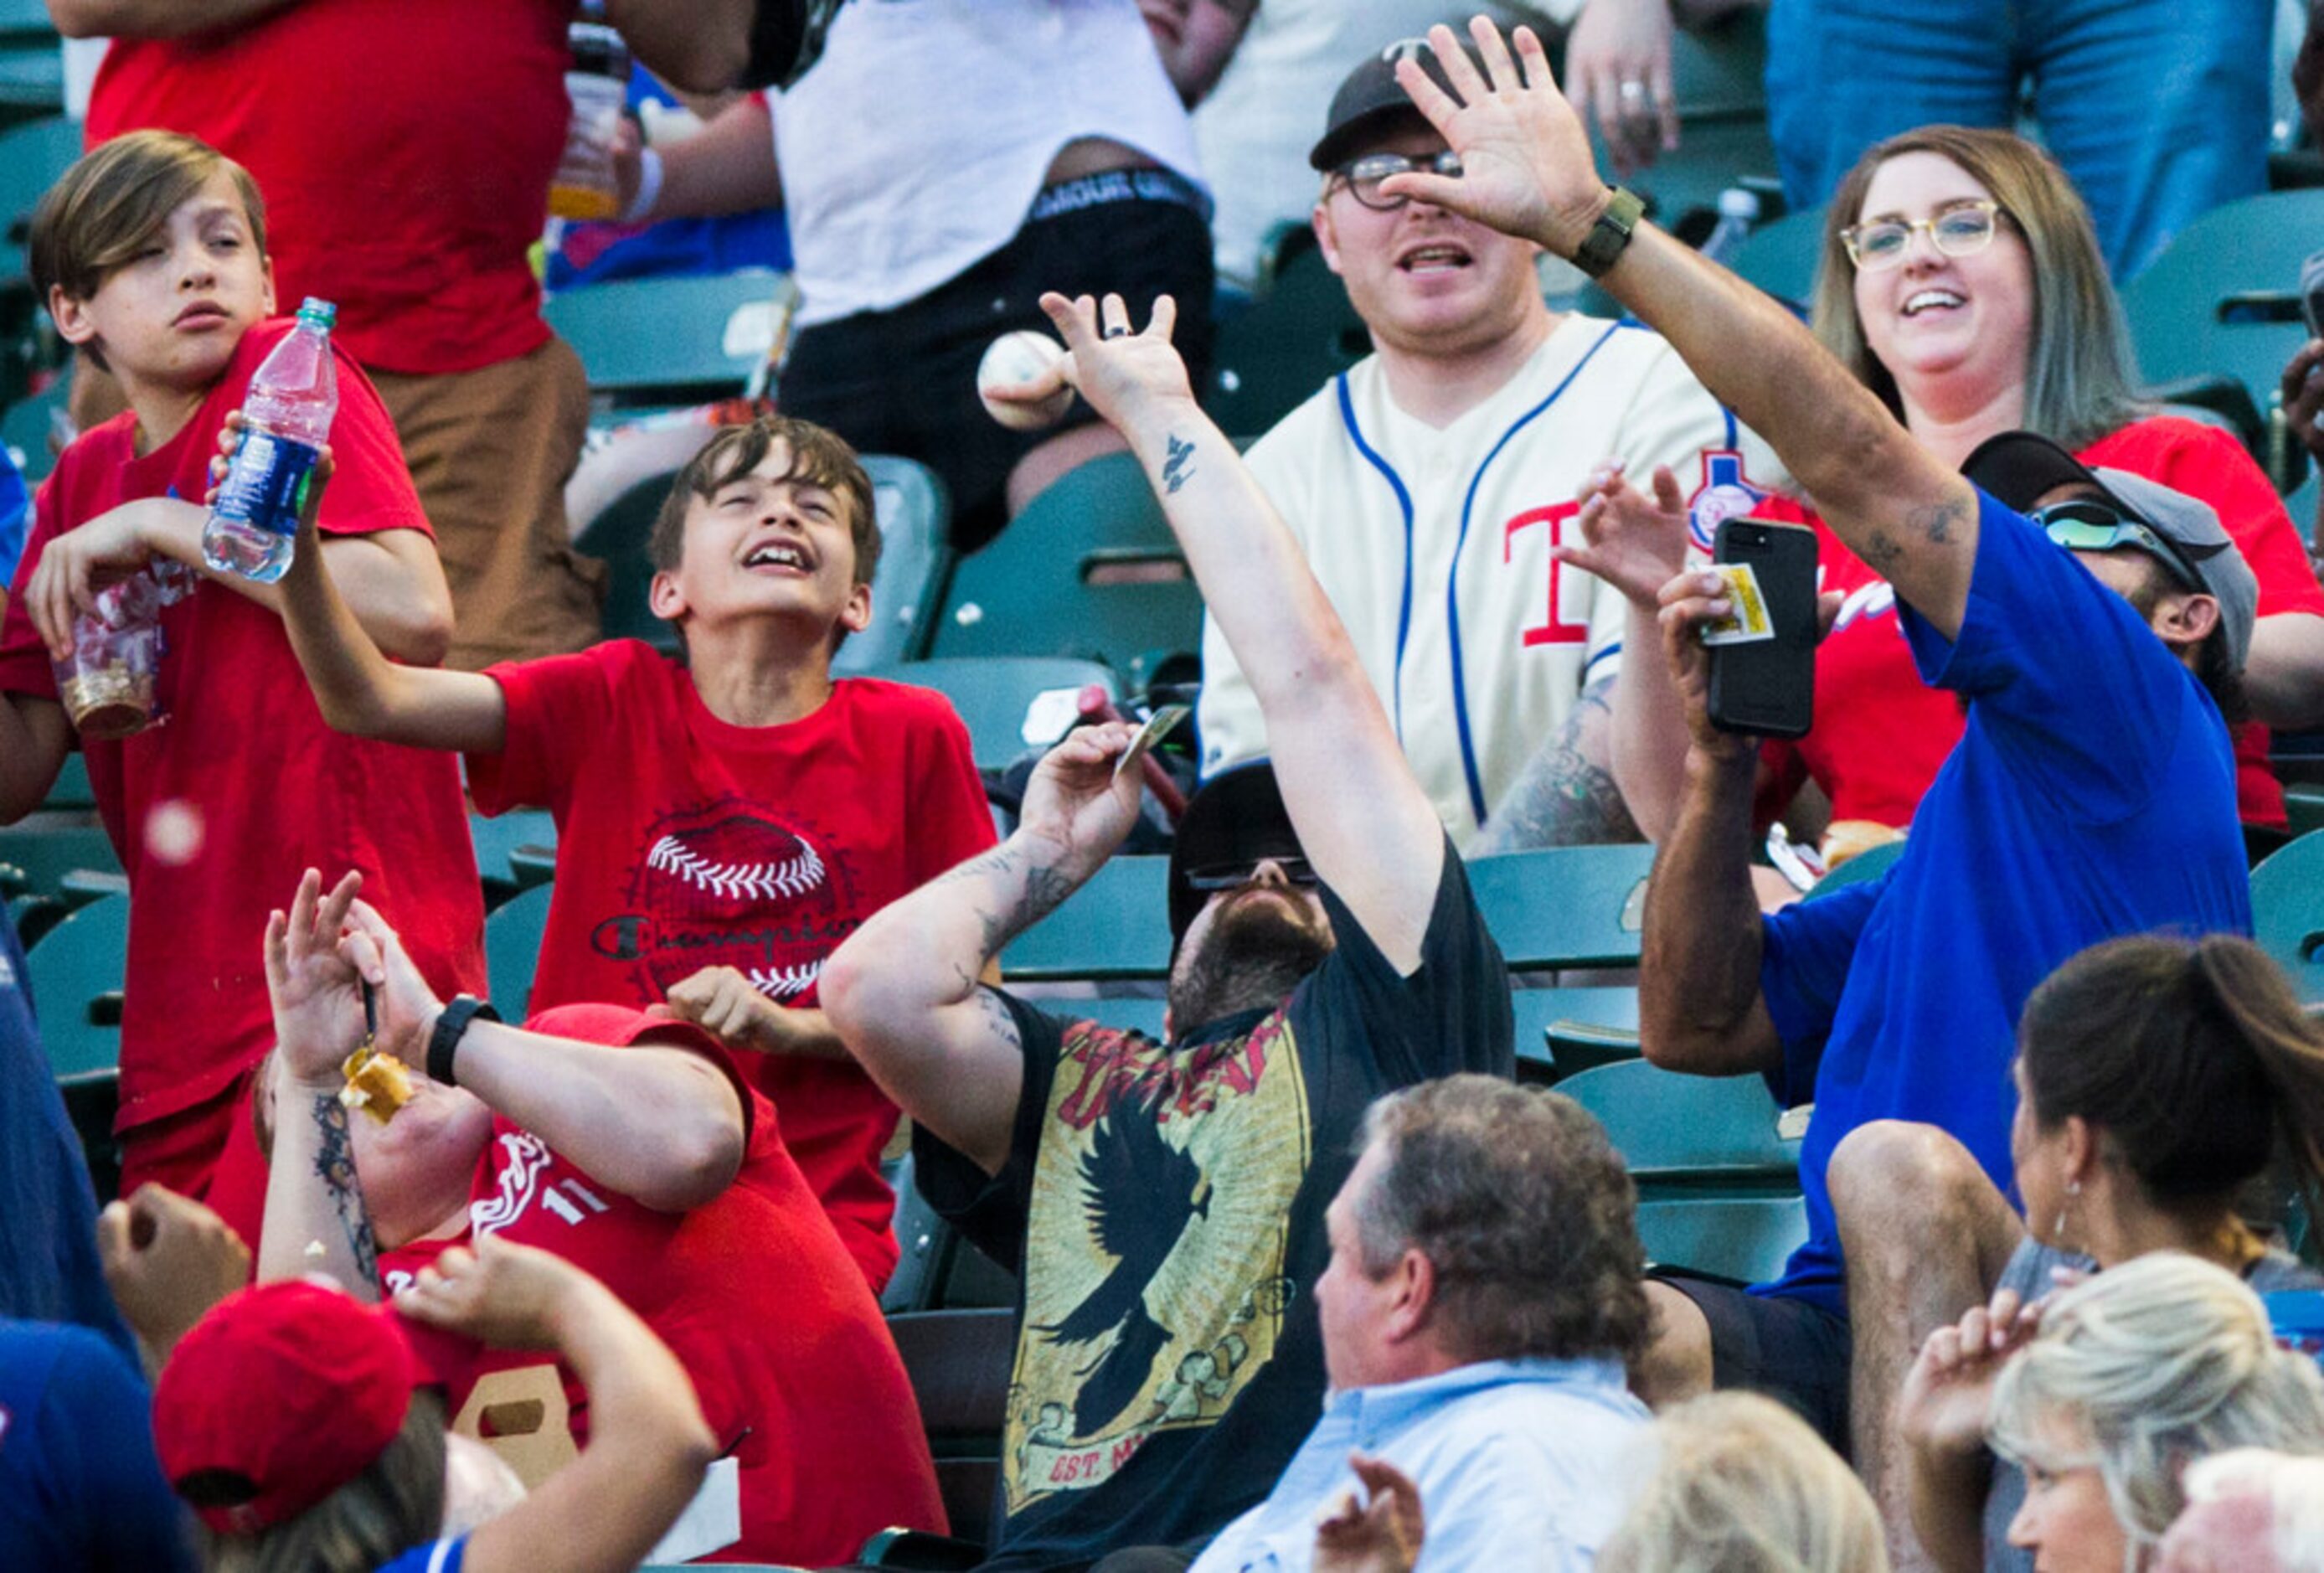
196, 1396, 446, 1573
1597, 1391, 1889, 1573
1809, 125, 2147, 450
1988, 1254, 2324, 1547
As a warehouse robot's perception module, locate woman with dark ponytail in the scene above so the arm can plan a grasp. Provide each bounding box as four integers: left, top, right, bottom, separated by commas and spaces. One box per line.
1895, 933, 2324, 1573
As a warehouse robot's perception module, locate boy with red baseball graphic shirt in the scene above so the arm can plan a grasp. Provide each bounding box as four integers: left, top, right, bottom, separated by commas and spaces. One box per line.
271, 413, 995, 1289
0, 132, 482, 1248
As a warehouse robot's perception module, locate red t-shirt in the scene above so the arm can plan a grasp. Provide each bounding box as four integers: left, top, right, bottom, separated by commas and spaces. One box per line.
0, 321, 486, 1127
467, 645, 997, 1287
1761, 417, 2324, 832
85, 0, 566, 374
379, 1012, 947, 1565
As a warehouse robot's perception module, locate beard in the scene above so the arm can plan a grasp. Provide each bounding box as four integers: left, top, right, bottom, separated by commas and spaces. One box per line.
1167, 888, 1337, 1032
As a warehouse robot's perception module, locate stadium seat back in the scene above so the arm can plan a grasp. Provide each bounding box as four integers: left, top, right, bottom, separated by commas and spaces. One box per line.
1000, 855, 1172, 982
1466, 843, 1657, 971
2252, 828, 2324, 1007
544, 269, 787, 407
1806, 836, 1908, 895
1728, 204, 1828, 312
0, 822, 121, 900
882, 656, 1118, 774
1558, 1057, 1798, 1182
930, 454, 1203, 677
485, 882, 554, 1021
24, 890, 126, 1082
1512, 982, 1641, 1084
1203, 242, 1368, 439
834, 456, 955, 672
471, 810, 558, 911
1635, 1191, 1809, 1286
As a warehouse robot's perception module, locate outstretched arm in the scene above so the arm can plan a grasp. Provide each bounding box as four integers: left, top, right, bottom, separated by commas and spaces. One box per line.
823, 722, 1147, 1176
1387, 20, 1979, 641
1033, 291, 1446, 970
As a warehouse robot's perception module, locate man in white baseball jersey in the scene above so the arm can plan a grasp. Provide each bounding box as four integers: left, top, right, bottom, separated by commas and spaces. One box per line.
1197, 37, 1780, 851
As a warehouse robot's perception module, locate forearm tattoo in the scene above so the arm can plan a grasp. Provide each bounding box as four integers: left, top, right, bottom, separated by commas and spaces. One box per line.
1162, 432, 1197, 494
1476, 680, 1641, 853
933, 843, 1080, 959
311, 1092, 379, 1284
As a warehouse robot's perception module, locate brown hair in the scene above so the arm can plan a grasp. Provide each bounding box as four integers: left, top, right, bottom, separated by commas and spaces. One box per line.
1354, 1075, 1652, 1367
2017, 934, 2324, 1218
647, 414, 881, 588
1810, 125, 2146, 450
30, 130, 268, 373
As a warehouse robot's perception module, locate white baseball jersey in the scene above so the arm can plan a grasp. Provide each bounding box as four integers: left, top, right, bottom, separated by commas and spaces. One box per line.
1198, 314, 1787, 848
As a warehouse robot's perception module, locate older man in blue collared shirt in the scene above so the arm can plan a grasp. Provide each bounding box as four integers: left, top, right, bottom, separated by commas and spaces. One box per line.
1167, 1074, 1654, 1573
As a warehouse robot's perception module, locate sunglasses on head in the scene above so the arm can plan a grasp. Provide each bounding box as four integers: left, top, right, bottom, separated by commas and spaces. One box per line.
1183, 855, 1319, 894
1332, 149, 1463, 212
2032, 498, 2203, 591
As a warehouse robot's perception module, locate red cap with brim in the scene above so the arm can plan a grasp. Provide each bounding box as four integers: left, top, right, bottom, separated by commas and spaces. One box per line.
153, 1279, 420, 1534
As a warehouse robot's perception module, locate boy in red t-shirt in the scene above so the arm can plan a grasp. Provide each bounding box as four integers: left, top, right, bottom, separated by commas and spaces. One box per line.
272, 412, 996, 1289
0, 132, 484, 1247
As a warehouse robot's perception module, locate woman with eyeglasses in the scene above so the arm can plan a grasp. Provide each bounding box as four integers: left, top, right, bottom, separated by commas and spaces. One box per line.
1891, 931, 2324, 1573
1596, 125, 2324, 875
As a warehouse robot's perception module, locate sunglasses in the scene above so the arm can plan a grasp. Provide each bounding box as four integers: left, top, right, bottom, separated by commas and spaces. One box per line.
1332, 150, 1463, 212
1183, 855, 1319, 894
2033, 498, 2203, 591
1841, 200, 2007, 271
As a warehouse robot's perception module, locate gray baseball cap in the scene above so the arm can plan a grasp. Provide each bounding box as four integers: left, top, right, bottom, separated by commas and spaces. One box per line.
1961, 431, 2258, 669
1309, 37, 1481, 172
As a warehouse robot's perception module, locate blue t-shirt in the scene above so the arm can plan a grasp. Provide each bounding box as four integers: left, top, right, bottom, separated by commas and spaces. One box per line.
0, 913, 133, 1353
0, 1319, 196, 1571
379, 1536, 466, 1573
1756, 490, 2251, 1312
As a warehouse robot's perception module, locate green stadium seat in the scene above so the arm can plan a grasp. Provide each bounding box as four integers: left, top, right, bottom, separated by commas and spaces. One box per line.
1557, 1057, 1798, 1183
1727, 204, 1828, 312
1512, 982, 1641, 1083
2120, 190, 2324, 489
1000, 855, 1171, 983
24, 890, 125, 1082
1636, 1191, 1808, 1285
542, 269, 786, 409
41, 751, 92, 812
2252, 828, 2324, 1007
484, 881, 552, 1021
884, 656, 1117, 773
0, 821, 120, 900
1203, 242, 1367, 440
1466, 843, 1656, 971
863, 1308, 1016, 1560
470, 810, 557, 910
930, 453, 1202, 680
0, 365, 70, 482
1806, 836, 1907, 894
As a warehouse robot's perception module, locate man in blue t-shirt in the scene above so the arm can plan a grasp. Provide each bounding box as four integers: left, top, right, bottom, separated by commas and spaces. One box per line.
1630, 434, 2254, 1545
1311, 23, 2260, 1568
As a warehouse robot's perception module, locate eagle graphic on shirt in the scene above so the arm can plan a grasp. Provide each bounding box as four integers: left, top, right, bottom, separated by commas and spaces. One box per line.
1006, 1013, 1309, 1510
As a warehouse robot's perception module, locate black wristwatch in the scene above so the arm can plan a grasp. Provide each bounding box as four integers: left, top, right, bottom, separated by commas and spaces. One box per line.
427, 994, 500, 1088
1572, 186, 1645, 279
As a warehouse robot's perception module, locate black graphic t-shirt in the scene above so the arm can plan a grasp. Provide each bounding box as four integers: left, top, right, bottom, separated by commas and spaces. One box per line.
914, 840, 1512, 1570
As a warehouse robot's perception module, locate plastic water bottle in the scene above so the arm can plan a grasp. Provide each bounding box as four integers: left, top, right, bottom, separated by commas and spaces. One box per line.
549, 2, 631, 220
1699, 187, 1761, 266
202, 297, 338, 583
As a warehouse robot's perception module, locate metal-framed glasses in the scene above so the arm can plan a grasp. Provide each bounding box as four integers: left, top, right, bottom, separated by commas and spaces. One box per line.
2033, 498, 2203, 591
1841, 199, 2006, 271
1332, 150, 1463, 212
1183, 855, 1319, 894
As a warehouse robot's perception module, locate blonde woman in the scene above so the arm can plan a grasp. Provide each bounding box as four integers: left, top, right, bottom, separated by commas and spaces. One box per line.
1972, 1254, 2324, 1573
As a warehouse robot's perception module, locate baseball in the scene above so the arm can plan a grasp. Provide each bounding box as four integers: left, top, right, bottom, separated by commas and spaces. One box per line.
977, 330, 1074, 431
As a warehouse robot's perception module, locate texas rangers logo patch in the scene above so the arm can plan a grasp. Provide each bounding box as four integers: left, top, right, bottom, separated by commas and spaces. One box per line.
1688, 449, 1771, 553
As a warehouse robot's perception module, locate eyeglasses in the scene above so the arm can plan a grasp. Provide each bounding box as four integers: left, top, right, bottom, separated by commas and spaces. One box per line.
1840, 200, 2007, 271
1183, 855, 1319, 894
1332, 150, 1463, 212
2033, 498, 2203, 591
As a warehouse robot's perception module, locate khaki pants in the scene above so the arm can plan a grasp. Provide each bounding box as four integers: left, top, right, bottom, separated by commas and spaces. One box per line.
373, 336, 605, 669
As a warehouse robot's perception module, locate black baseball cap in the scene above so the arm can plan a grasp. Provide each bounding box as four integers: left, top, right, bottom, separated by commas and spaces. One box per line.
1960, 431, 2258, 668
1167, 761, 1306, 942
1309, 37, 1480, 173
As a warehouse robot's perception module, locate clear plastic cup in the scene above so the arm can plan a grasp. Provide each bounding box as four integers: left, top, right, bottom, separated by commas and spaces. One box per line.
54, 575, 166, 740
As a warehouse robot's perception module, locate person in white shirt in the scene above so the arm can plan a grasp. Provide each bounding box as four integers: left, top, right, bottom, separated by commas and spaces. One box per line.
1196, 36, 1780, 851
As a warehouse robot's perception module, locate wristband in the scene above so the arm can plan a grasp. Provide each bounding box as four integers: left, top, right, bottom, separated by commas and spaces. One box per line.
1572, 186, 1645, 280
621, 146, 664, 224
427, 995, 499, 1088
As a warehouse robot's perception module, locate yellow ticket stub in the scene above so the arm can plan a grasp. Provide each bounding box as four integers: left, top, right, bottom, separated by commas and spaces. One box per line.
1698, 562, 1776, 647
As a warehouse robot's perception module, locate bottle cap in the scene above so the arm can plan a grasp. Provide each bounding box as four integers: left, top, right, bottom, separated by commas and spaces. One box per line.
296, 297, 338, 330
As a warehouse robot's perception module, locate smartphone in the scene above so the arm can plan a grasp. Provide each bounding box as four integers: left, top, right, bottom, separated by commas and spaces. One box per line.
1706, 518, 1819, 740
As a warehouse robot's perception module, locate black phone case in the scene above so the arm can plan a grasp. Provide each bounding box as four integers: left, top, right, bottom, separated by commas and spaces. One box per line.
1707, 518, 1819, 740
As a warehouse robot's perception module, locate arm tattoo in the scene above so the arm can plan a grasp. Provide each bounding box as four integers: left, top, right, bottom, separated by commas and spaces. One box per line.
937, 843, 1081, 957
311, 1092, 380, 1284
1162, 432, 1196, 494
1859, 528, 1906, 574
1476, 680, 1641, 853
1909, 493, 1968, 546
974, 988, 1024, 1055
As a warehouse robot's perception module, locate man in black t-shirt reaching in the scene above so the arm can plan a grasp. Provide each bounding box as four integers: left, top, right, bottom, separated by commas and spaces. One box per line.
822, 289, 1515, 1573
